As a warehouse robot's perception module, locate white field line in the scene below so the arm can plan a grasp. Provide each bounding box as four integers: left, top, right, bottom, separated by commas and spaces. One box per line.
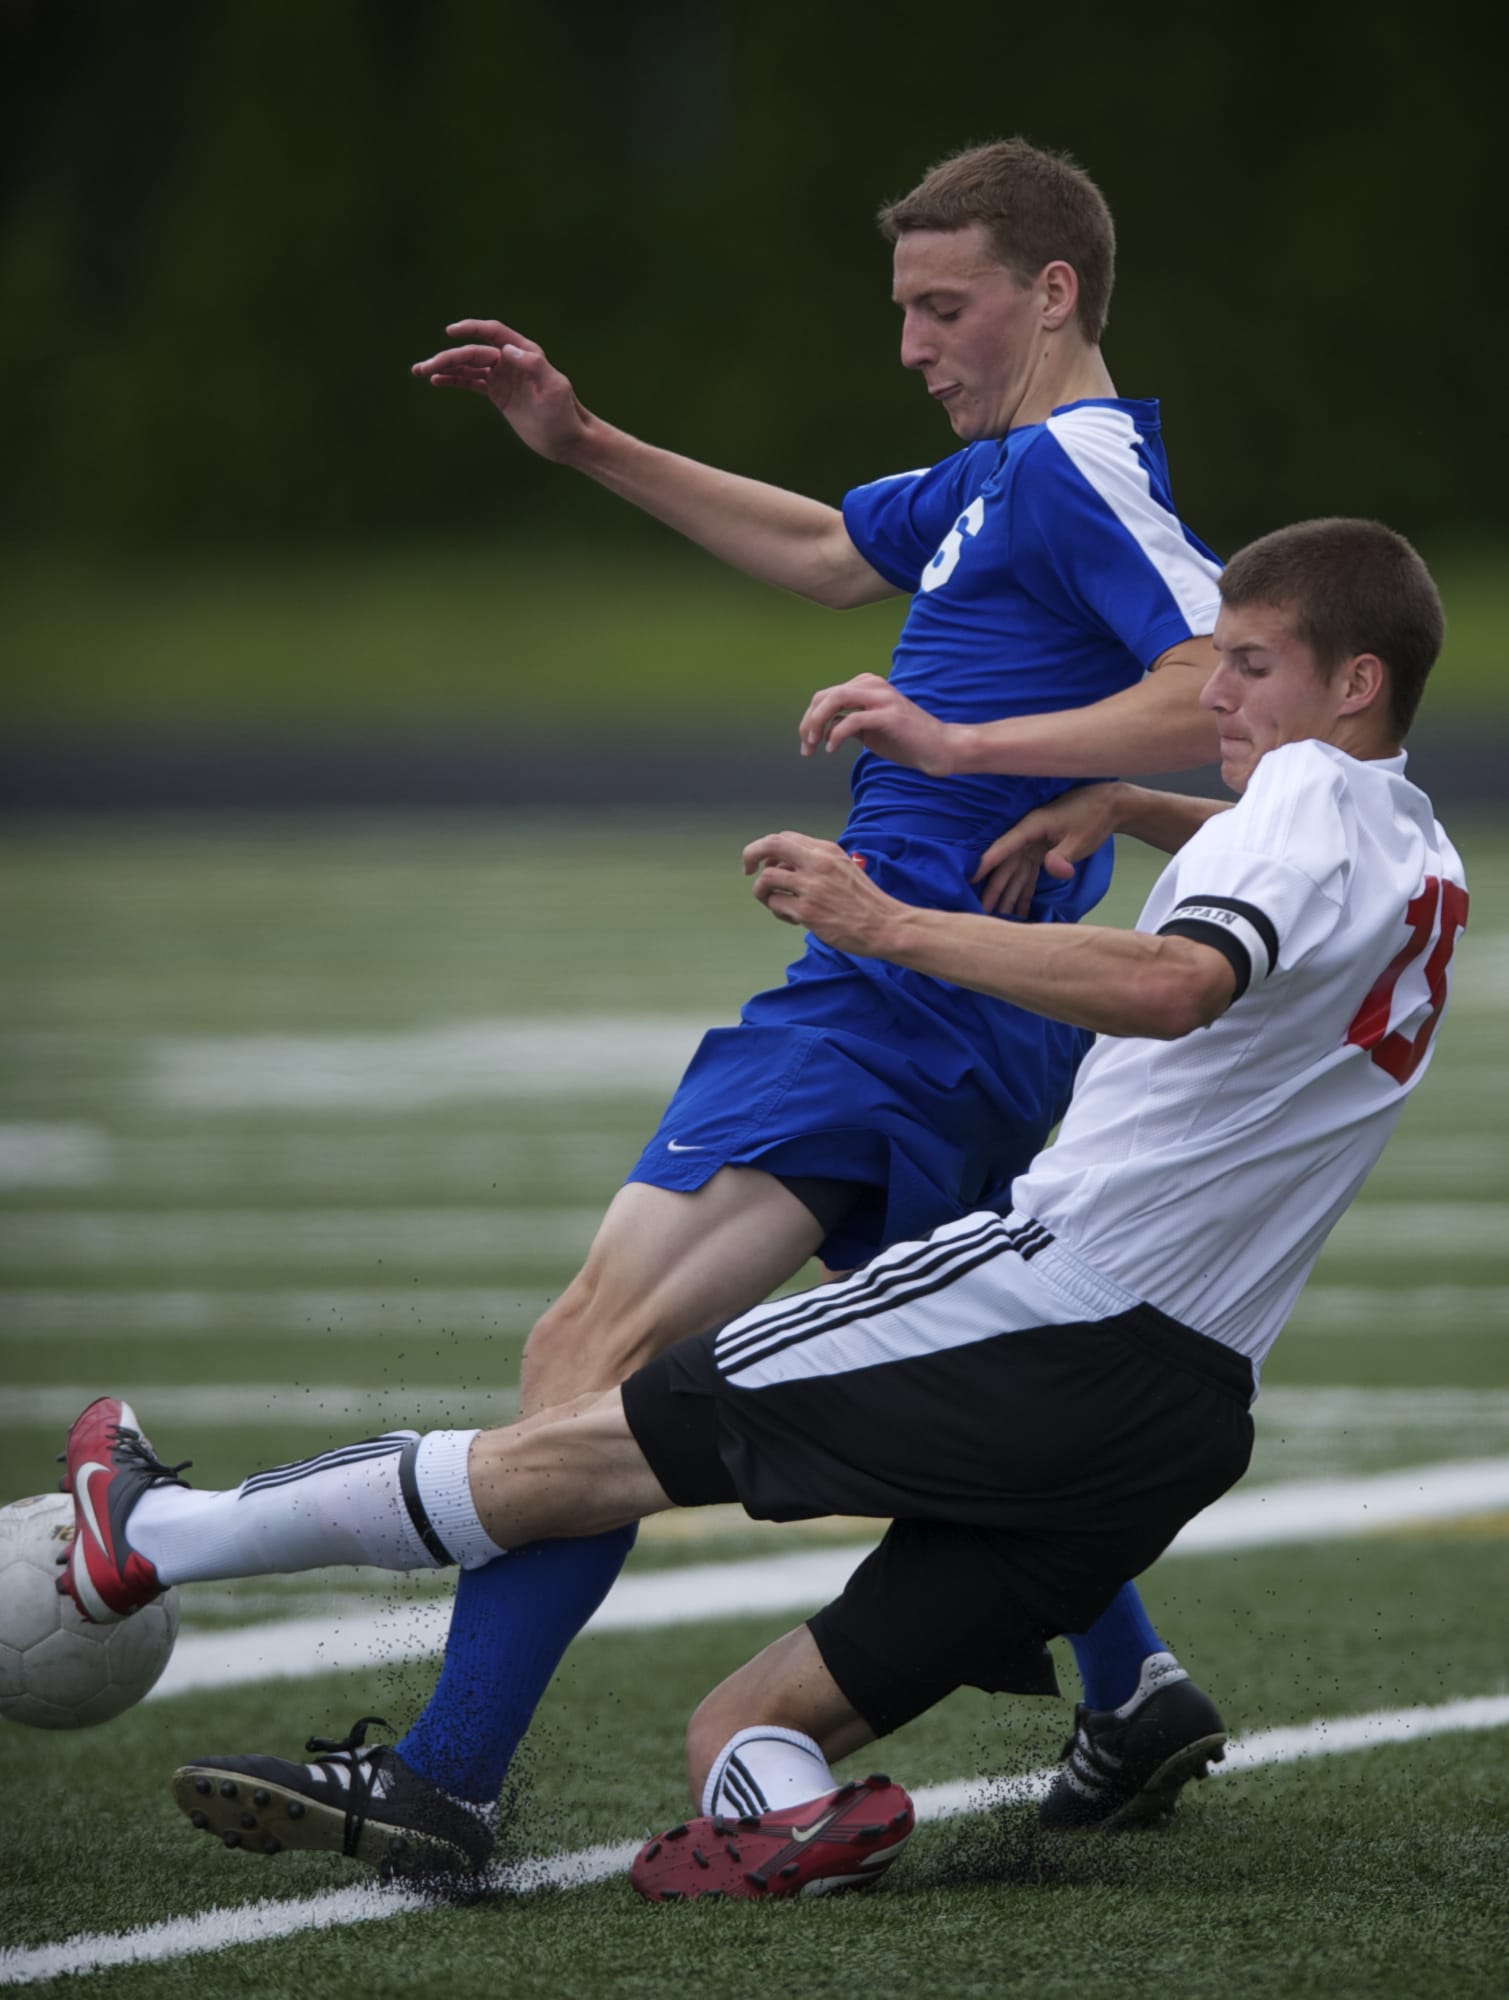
0, 1209, 603, 1270
5, 1282, 1508, 1342
145, 1457, 1509, 1704
1255, 1385, 1509, 1430
5, 1384, 522, 1429
1327, 1203, 1509, 1255
0, 1125, 109, 1190
6, 1202, 1509, 1272
4, 1692, 1507, 1989
0, 1127, 637, 1195
0, 1288, 554, 1338
1285, 1283, 1509, 1334
149, 1017, 712, 1110
1451, 934, 1509, 1010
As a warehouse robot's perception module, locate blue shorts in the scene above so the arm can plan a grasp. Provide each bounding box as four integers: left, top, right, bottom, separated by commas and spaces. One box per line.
626, 832, 1106, 1269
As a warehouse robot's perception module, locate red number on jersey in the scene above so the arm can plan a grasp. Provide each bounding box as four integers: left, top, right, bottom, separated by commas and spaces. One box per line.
1345, 875, 1469, 1084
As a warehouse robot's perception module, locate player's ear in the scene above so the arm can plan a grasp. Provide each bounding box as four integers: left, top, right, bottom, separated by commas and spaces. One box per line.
1337, 652, 1387, 717
1038, 261, 1078, 332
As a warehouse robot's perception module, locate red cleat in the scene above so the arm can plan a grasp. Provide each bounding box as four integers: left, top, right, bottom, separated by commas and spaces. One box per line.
631, 1774, 914, 1903
57, 1397, 188, 1623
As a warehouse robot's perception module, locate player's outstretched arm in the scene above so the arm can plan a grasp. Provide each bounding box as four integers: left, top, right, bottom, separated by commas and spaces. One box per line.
412, 319, 897, 610
801, 639, 1223, 777
974, 782, 1233, 916
744, 829, 1235, 1040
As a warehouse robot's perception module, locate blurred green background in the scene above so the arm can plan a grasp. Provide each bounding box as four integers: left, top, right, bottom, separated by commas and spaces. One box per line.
2, 0, 1505, 764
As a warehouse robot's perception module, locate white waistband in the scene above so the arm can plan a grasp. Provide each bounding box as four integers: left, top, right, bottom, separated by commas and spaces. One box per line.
999, 1211, 1144, 1322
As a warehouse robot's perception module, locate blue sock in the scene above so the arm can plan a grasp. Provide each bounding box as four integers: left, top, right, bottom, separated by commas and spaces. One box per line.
397, 1524, 637, 1802
1066, 1581, 1167, 1712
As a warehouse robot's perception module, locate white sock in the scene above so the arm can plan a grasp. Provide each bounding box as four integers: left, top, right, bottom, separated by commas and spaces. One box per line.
129, 1428, 502, 1584
412, 1427, 505, 1570
701, 1726, 837, 1819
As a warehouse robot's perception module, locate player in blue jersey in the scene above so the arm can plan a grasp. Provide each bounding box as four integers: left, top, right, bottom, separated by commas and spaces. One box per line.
271, 137, 1227, 1867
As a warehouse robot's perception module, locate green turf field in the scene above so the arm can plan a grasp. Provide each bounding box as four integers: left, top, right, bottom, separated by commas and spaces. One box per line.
5, 543, 1507, 730
1, 814, 1506, 1997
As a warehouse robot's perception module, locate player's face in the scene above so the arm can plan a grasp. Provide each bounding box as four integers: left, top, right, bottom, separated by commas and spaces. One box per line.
892, 226, 1044, 439
1202, 601, 1351, 792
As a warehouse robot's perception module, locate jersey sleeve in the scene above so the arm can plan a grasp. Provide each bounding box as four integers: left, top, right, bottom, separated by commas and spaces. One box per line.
841, 449, 983, 592
1020, 410, 1223, 666
1150, 746, 1353, 999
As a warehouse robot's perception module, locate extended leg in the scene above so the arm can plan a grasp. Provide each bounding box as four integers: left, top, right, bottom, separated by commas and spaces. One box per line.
394, 1168, 828, 1801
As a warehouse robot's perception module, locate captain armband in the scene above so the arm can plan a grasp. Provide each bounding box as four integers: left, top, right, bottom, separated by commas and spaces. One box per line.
1156, 897, 1279, 1003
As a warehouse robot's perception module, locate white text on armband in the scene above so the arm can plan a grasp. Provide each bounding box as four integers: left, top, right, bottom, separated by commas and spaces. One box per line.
1156, 897, 1279, 1002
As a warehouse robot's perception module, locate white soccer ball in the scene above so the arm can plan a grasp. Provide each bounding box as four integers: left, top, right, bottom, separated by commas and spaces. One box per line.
0, 1491, 180, 1730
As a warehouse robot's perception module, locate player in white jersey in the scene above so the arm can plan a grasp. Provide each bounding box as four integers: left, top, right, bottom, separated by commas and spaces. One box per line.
64, 518, 1466, 1892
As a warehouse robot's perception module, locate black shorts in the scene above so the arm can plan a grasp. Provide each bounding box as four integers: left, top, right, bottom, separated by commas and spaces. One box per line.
620, 1212, 1254, 1737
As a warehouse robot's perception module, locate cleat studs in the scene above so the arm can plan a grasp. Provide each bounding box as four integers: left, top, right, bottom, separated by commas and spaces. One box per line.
692, 1848, 710, 1870
665, 1823, 688, 1841
261, 1838, 282, 1856
700, 1890, 725, 1902
189, 1812, 208, 1829
864, 1772, 892, 1789
194, 1777, 212, 1796
857, 1824, 883, 1840
222, 1831, 241, 1849
219, 1780, 238, 1799
252, 1789, 270, 1807
834, 1781, 857, 1799
726, 1844, 741, 1863
239, 1811, 257, 1829
778, 1862, 800, 1879
738, 1814, 761, 1830
642, 1841, 661, 1861
658, 1890, 683, 1902
287, 1801, 305, 1819
890, 1811, 910, 1829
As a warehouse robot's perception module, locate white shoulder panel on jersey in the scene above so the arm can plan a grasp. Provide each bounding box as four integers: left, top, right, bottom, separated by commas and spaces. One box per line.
1150, 742, 1359, 988
1043, 404, 1222, 632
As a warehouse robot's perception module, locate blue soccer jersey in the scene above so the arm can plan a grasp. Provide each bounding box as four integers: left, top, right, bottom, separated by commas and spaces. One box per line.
840, 397, 1222, 853
629, 396, 1222, 1267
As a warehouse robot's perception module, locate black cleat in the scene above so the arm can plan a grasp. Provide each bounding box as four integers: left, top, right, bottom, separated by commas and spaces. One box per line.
1039, 1655, 1227, 1831
171, 1715, 495, 1877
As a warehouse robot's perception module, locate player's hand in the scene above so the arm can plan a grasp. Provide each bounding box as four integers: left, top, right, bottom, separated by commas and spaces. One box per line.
743, 831, 903, 955
973, 783, 1123, 918
798, 673, 959, 774
411, 319, 591, 463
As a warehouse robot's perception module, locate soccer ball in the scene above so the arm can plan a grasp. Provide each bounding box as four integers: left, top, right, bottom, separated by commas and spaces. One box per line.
0, 1491, 180, 1730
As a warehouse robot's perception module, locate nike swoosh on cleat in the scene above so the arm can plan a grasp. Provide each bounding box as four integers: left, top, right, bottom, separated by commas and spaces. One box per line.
75, 1462, 113, 1557
785, 1806, 841, 1846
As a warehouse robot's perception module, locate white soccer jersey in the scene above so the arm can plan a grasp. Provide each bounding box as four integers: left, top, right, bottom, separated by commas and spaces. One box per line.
1011, 740, 1468, 1373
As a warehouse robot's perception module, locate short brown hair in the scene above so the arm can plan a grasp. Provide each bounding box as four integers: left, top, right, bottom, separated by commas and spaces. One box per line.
878, 138, 1116, 343
1219, 519, 1445, 740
